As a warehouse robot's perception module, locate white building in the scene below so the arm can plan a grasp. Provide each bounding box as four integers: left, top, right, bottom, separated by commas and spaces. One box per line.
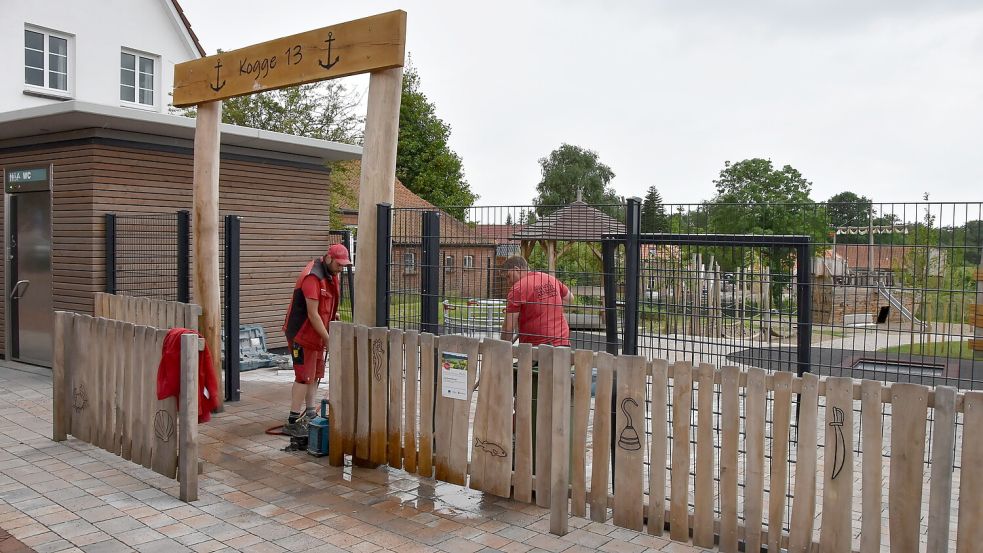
1, 0, 204, 113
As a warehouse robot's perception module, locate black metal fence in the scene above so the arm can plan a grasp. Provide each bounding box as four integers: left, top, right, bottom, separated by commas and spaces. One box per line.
384, 200, 983, 389
106, 211, 190, 302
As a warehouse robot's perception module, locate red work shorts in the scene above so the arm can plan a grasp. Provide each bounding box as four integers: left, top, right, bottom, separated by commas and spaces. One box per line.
290, 342, 325, 384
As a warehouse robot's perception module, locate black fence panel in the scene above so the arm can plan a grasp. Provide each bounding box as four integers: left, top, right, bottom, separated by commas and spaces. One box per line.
109, 212, 190, 301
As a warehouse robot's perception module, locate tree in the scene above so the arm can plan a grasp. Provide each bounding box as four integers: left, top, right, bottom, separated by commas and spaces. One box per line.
826, 191, 873, 228
532, 144, 619, 217
708, 158, 826, 275
505, 213, 513, 226
397, 63, 476, 220
178, 80, 365, 144
641, 186, 669, 233
709, 158, 824, 239
826, 191, 873, 244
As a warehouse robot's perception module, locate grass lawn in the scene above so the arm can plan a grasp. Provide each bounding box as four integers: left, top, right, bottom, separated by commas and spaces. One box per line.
879, 340, 975, 360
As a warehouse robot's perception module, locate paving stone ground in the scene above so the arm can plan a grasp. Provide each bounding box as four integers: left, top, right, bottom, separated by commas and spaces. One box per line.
0, 364, 712, 553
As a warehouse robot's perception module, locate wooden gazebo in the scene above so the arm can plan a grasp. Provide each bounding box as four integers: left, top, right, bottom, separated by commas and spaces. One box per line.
510, 200, 626, 272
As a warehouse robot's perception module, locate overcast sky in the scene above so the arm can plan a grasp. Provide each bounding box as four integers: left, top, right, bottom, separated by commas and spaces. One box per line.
180, 0, 983, 207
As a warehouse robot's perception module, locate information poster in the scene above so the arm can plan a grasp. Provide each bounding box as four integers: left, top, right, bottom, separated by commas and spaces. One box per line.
440, 352, 468, 401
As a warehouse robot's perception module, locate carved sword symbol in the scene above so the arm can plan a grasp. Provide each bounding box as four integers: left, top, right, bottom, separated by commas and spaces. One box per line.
829, 406, 846, 480
210, 60, 226, 92
319, 32, 340, 70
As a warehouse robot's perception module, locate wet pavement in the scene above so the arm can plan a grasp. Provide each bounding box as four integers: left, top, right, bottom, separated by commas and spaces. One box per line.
0, 363, 712, 553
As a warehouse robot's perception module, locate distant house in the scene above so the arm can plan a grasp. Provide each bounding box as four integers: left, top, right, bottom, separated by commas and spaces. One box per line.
332, 163, 498, 299
818, 244, 947, 285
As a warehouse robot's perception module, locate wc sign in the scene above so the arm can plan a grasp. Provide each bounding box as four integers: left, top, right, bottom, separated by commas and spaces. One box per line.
5, 167, 49, 193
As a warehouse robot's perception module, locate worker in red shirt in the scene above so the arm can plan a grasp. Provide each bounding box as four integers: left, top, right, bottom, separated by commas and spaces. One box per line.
500, 256, 574, 346
281, 243, 351, 436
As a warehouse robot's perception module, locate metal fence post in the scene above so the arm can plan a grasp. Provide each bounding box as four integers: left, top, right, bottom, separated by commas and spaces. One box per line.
796, 241, 813, 376
602, 238, 620, 355
223, 214, 241, 402
421, 211, 441, 334
177, 210, 190, 304
623, 197, 642, 355
104, 213, 116, 294
376, 203, 392, 327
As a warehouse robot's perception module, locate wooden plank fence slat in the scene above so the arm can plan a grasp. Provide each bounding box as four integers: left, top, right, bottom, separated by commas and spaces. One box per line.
130, 325, 147, 467
860, 380, 883, 553
92, 317, 108, 451
613, 355, 645, 532
369, 327, 390, 466
470, 338, 514, 498
718, 366, 740, 553
121, 322, 135, 461
648, 359, 669, 536
589, 351, 614, 522
927, 386, 956, 553
418, 333, 435, 478
72, 315, 94, 445
141, 324, 156, 470
111, 320, 124, 455
340, 323, 356, 457
889, 383, 929, 552
569, 349, 593, 518
355, 325, 370, 460
767, 371, 793, 553
513, 343, 535, 503
820, 377, 854, 552
535, 346, 555, 508
402, 331, 419, 473
956, 392, 983, 553
743, 368, 766, 553
178, 333, 199, 502
434, 335, 479, 486
52, 312, 70, 442
327, 322, 345, 467
788, 372, 820, 553
387, 329, 404, 469
549, 347, 572, 536
693, 363, 715, 547
151, 329, 178, 478
669, 361, 692, 542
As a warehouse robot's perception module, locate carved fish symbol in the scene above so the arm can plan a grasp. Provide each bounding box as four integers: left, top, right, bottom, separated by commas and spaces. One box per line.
829, 406, 846, 480
473, 438, 507, 457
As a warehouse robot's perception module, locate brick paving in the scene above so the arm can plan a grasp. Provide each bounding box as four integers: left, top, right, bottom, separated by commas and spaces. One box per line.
0, 365, 712, 553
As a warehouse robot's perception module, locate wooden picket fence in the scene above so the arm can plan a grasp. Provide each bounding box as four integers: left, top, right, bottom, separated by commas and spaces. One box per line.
328, 322, 983, 552
93, 292, 201, 331
52, 294, 203, 501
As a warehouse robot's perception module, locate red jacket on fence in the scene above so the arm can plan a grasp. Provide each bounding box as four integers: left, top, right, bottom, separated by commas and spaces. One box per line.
156, 328, 220, 423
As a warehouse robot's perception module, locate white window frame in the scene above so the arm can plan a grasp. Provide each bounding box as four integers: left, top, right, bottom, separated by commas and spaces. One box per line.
403, 252, 416, 274
23, 25, 74, 98
444, 255, 455, 273
120, 48, 159, 109
463, 255, 474, 269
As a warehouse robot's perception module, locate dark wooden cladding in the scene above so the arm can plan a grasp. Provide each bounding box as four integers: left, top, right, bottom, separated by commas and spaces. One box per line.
0, 139, 335, 356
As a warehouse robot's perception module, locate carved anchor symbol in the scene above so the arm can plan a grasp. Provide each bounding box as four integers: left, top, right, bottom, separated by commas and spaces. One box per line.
318, 32, 340, 70
210, 60, 226, 92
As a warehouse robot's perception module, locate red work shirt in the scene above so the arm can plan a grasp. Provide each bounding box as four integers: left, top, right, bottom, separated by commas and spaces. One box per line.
506, 271, 570, 346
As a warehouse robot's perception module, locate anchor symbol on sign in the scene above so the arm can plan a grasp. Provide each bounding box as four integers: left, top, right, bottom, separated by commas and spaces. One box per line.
210, 60, 226, 92
318, 32, 340, 70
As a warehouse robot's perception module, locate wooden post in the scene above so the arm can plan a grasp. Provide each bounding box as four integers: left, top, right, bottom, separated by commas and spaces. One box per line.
178, 333, 199, 502
52, 311, 69, 441
354, 68, 403, 325
192, 100, 223, 411
549, 347, 572, 536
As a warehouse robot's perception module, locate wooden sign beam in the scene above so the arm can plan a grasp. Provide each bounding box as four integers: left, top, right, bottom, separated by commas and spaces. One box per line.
173, 11, 406, 107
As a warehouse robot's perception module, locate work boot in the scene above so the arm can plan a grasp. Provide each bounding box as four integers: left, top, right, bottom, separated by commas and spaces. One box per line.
282, 417, 309, 437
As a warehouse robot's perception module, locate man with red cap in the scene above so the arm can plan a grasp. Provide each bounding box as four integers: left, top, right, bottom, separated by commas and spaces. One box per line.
281, 243, 352, 436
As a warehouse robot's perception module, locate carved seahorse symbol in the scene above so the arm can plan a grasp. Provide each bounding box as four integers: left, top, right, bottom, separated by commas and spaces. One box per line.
829, 406, 846, 480
318, 32, 340, 70
210, 60, 226, 92
372, 340, 385, 381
